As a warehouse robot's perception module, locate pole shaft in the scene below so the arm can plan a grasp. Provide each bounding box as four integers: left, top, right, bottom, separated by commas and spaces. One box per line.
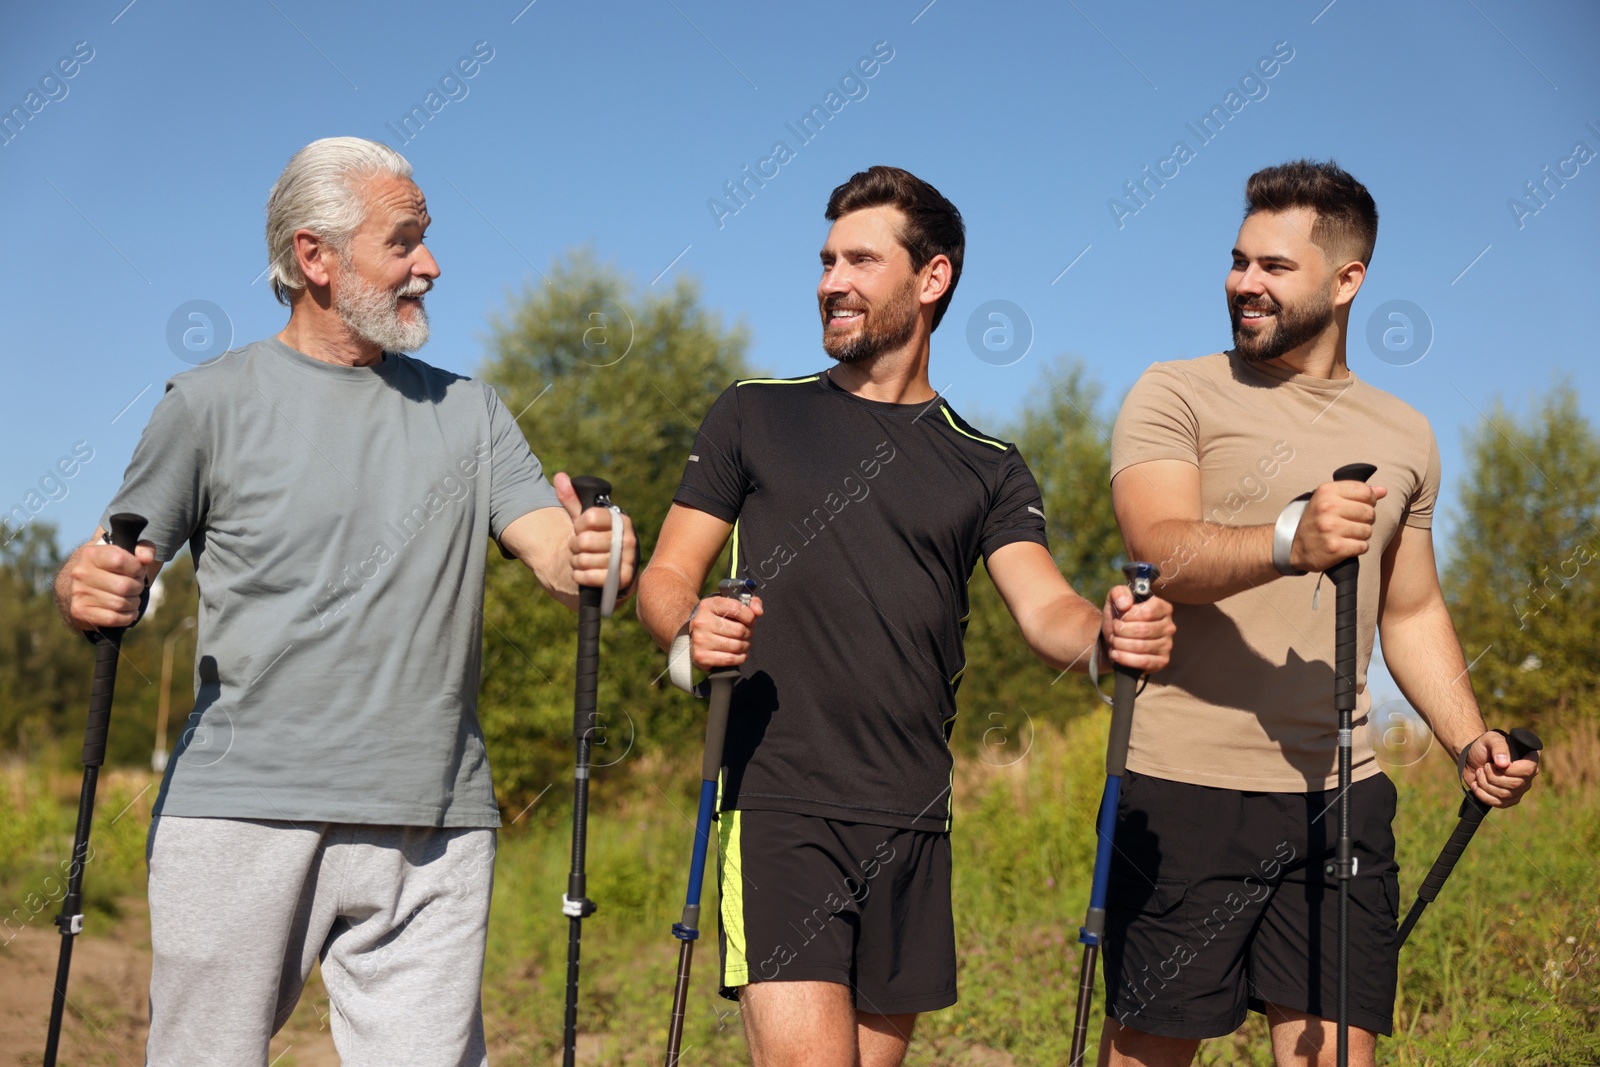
1069, 943, 1099, 1067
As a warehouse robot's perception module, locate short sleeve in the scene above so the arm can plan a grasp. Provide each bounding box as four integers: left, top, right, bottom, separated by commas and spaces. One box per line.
484, 383, 560, 542
673, 384, 746, 523
1405, 429, 1442, 530
101, 384, 208, 561
979, 450, 1049, 561
1109, 363, 1201, 482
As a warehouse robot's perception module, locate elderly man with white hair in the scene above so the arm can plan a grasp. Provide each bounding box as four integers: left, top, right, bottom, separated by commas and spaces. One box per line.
53, 136, 635, 1065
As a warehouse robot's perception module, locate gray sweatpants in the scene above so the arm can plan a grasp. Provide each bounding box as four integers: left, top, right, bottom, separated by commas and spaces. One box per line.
146, 815, 495, 1067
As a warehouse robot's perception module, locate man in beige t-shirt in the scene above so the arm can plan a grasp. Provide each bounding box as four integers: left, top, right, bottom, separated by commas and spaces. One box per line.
1102, 160, 1538, 1067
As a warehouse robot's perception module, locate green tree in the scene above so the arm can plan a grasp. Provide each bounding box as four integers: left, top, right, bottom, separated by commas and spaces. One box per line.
474, 253, 751, 814
1443, 382, 1600, 733
0, 522, 84, 758
954, 354, 1125, 754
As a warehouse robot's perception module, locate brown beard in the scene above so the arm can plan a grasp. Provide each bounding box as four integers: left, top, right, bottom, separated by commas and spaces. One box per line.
1230, 287, 1334, 364
821, 275, 920, 364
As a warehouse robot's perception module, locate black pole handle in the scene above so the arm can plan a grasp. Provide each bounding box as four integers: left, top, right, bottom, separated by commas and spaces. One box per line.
701, 578, 755, 781
82, 513, 147, 767
1105, 562, 1158, 778
1326, 466, 1374, 714
568, 476, 611, 742
106, 512, 147, 554
1326, 463, 1376, 585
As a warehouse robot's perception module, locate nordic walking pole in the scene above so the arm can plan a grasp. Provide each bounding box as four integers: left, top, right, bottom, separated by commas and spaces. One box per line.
664, 576, 756, 1067
562, 477, 623, 1067
1068, 561, 1159, 1067
1397, 727, 1542, 947
44, 512, 147, 1067
1324, 461, 1375, 1067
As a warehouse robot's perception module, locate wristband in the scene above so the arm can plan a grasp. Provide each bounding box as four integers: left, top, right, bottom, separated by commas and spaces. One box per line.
667, 604, 699, 694
1086, 633, 1114, 707
1273, 493, 1313, 576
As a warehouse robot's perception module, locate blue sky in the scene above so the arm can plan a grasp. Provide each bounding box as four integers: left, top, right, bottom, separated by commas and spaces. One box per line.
3, 0, 1597, 712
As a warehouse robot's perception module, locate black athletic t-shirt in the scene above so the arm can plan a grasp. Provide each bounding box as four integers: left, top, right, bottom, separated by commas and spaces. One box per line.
674, 372, 1048, 831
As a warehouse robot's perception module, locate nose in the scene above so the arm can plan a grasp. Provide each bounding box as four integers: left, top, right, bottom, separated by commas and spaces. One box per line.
819, 261, 851, 297
1232, 263, 1266, 300
415, 243, 441, 280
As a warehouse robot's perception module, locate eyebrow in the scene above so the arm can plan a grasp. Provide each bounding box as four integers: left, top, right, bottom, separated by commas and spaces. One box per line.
820, 245, 883, 261
1231, 246, 1298, 267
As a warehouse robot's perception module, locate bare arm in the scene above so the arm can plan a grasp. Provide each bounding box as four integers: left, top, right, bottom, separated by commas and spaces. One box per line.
1113, 459, 1387, 604
497, 471, 638, 613
1378, 524, 1537, 808
985, 541, 1175, 674
636, 503, 762, 670
54, 526, 163, 632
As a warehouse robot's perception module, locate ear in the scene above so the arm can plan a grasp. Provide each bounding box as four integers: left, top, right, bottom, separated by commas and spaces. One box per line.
1331, 258, 1366, 308
918, 253, 953, 309
292, 229, 335, 290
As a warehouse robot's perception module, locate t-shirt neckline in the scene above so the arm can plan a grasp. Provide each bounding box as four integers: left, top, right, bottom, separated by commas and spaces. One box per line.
265, 337, 399, 381
817, 369, 944, 417
1227, 349, 1360, 393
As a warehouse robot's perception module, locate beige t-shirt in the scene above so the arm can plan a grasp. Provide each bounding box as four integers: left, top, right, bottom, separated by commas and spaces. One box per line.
1110, 351, 1441, 791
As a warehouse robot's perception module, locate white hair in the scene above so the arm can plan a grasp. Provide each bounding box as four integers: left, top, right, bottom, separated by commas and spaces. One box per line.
265, 137, 413, 306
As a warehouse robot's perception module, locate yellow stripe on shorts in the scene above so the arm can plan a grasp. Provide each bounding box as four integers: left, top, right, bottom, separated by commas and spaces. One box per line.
718, 808, 749, 986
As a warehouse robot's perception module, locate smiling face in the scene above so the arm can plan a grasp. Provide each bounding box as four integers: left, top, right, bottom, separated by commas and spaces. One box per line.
1226, 206, 1340, 364
331, 175, 439, 353
817, 206, 924, 364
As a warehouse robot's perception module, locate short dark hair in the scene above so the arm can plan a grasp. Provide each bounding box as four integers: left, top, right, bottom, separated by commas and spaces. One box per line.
1244, 159, 1379, 267
825, 165, 965, 331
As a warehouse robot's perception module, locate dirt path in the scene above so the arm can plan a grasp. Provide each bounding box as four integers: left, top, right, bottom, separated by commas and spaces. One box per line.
0, 899, 338, 1066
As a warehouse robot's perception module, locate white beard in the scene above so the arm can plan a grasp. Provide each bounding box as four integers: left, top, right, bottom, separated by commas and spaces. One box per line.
335, 260, 431, 353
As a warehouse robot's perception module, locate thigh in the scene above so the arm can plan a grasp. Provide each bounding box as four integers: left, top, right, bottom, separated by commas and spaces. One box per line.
1248, 773, 1400, 1038
718, 810, 859, 997
1102, 772, 1295, 1041
319, 825, 496, 1067
740, 980, 856, 1067
1265, 1001, 1378, 1067
852, 823, 956, 1016
146, 815, 329, 1066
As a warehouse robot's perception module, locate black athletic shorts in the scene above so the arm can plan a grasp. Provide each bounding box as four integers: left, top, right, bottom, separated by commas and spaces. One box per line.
1102, 770, 1400, 1039
716, 809, 957, 1015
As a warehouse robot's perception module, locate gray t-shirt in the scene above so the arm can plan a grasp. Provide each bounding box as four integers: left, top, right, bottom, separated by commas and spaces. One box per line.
104, 337, 559, 827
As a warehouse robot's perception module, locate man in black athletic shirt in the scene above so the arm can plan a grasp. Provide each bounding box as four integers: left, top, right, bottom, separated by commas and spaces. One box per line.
638, 166, 1175, 1067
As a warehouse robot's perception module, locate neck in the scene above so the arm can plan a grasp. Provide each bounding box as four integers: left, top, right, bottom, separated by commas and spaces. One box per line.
825, 332, 937, 405
278, 299, 384, 367
1261, 319, 1350, 380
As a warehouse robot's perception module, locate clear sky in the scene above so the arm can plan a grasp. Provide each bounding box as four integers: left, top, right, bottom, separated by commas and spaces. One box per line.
3, 0, 1597, 712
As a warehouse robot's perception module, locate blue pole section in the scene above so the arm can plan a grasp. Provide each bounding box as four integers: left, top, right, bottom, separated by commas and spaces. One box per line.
1079, 775, 1123, 947
675, 781, 720, 939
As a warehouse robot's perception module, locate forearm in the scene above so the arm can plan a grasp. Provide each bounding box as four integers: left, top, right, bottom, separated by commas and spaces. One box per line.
1132, 518, 1280, 604
1381, 600, 1487, 760
1019, 591, 1104, 673
637, 562, 702, 652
